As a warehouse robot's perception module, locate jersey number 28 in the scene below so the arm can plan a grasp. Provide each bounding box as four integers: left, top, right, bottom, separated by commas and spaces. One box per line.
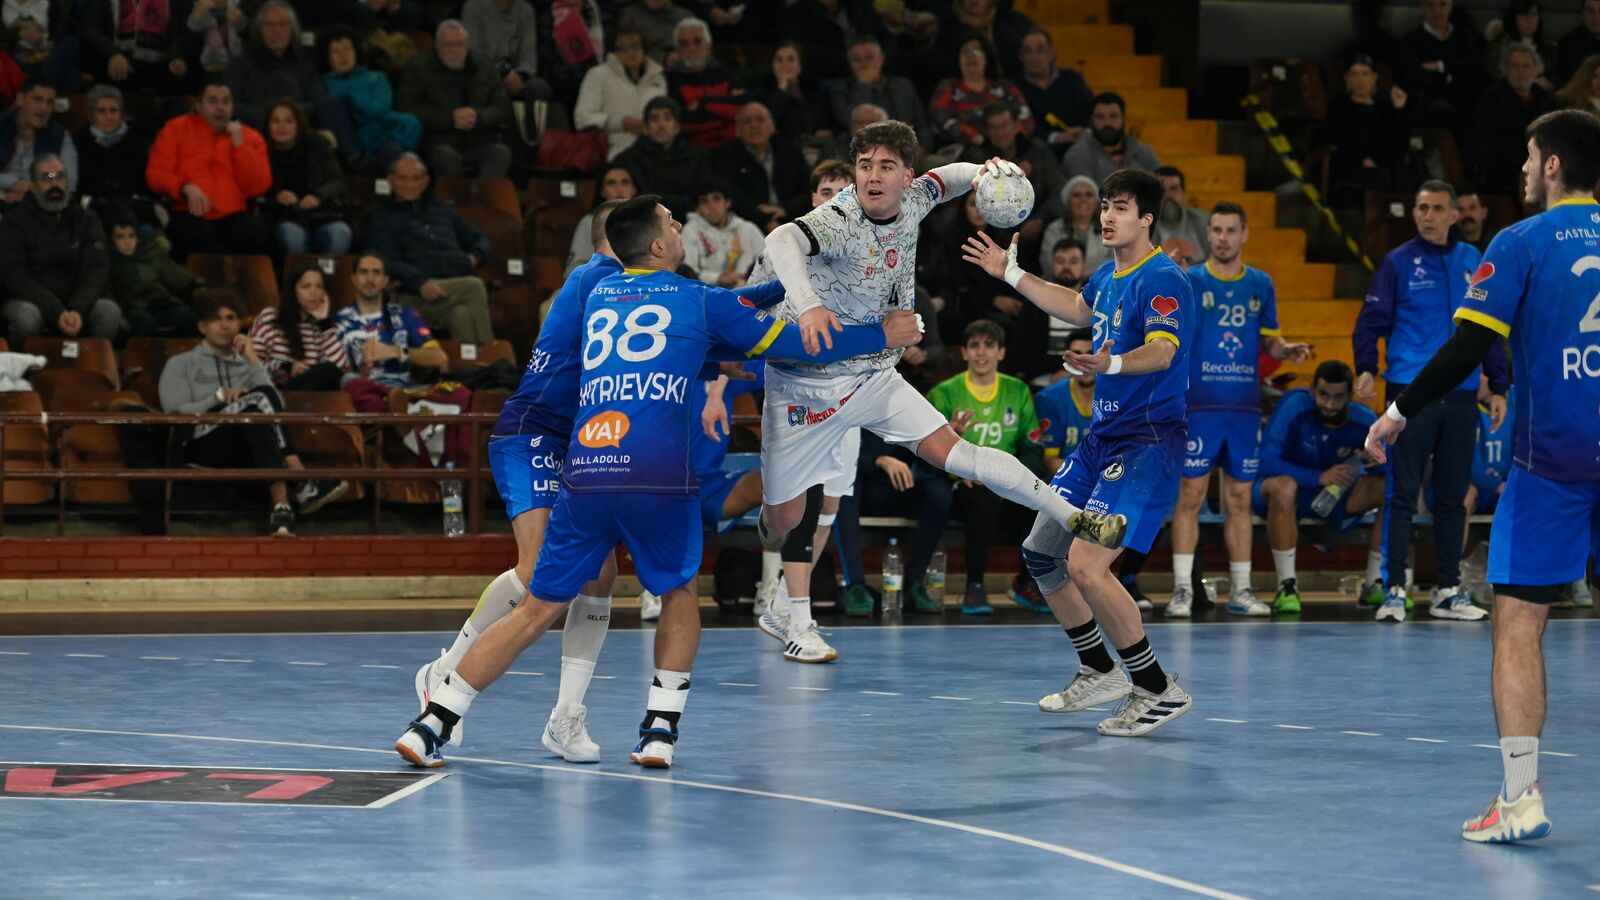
584, 304, 672, 368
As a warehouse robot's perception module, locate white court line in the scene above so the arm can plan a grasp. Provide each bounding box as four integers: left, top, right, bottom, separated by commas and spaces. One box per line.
998, 700, 1035, 706
1407, 738, 1448, 744
140, 656, 181, 661
0, 723, 1250, 900
366, 771, 451, 809
287, 662, 327, 667
360, 664, 401, 670
1473, 744, 1500, 750
0, 651, 29, 655
931, 696, 973, 701
1274, 725, 1314, 731
790, 686, 829, 692
1542, 751, 1578, 758
504, 671, 544, 677
592, 675, 618, 680
1206, 718, 1247, 724
213, 659, 253, 664
65, 654, 106, 659
718, 682, 757, 687
1343, 731, 1383, 737
860, 691, 900, 697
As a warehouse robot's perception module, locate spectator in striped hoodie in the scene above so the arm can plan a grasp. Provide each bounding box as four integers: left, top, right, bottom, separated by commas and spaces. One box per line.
248, 259, 350, 390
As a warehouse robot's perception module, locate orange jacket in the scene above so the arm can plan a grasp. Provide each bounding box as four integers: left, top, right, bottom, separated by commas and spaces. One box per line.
145, 114, 273, 221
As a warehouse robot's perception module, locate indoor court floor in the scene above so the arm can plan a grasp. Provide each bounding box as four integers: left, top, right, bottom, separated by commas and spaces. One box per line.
4, 618, 1598, 898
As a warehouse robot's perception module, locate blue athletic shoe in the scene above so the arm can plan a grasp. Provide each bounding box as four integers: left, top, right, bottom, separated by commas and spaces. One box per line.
1008, 574, 1050, 612
395, 719, 446, 768
961, 584, 994, 616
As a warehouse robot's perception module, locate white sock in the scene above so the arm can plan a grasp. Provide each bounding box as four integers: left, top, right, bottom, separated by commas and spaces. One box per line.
441, 569, 526, 672
1229, 561, 1251, 593
1273, 548, 1296, 584
557, 593, 611, 711
1366, 551, 1384, 585
1501, 736, 1539, 799
1172, 553, 1194, 584
761, 551, 781, 586
788, 594, 813, 632
944, 440, 1081, 525
645, 668, 691, 733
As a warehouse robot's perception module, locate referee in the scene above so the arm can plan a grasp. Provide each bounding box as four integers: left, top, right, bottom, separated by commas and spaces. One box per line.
1353, 180, 1507, 623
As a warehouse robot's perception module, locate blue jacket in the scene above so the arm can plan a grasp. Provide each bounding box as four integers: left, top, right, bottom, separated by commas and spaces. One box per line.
364, 195, 492, 294
1353, 235, 1508, 392
1259, 388, 1387, 489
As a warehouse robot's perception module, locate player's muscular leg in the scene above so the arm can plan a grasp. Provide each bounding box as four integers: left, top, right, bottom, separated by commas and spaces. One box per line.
1491, 595, 1549, 737
1262, 475, 1300, 551
764, 493, 810, 535
1220, 473, 1254, 563
509, 508, 552, 588
1065, 542, 1143, 648
654, 583, 702, 672
1044, 578, 1095, 630
722, 472, 765, 520
454, 595, 569, 690
1171, 474, 1210, 555
914, 425, 962, 468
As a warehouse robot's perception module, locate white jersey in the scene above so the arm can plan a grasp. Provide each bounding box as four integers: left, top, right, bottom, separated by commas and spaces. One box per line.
772, 174, 950, 378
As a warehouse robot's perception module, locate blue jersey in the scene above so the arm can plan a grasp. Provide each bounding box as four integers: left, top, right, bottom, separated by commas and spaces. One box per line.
335, 303, 437, 389
688, 378, 728, 478
565, 268, 886, 494
1453, 197, 1600, 482
1081, 248, 1194, 441
1471, 397, 1514, 496
1356, 236, 1492, 390
1034, 377, 1094, 456
1258, 388, 1382, 488
495, 253, 622, 438
1184, 261, 1279, 412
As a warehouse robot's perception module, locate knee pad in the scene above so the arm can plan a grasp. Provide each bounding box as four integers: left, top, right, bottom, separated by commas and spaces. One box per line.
1022, 512, 1073, 594
1021, 544, 1070, 595
781, 485, 825, 563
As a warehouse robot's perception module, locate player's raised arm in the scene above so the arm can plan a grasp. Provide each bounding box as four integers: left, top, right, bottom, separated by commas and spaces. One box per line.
703, 282, 922, 364
764, 221, 841, 354
961, 231, 1091, 325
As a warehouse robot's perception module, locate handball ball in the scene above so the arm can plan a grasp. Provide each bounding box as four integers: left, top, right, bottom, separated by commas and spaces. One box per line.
974, 168, 1034, 229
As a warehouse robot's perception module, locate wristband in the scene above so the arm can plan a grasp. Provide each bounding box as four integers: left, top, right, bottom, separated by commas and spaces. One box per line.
215, 387, 225, 403
1106, 354, 1124, 375
1384, 403, 1406, 424
1003, 260, 1026, 288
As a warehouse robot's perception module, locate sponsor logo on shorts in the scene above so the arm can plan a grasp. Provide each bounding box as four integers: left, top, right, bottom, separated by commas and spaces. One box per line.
787, 403, 839, 426
1103, 458, 1125, 481
528, 435, 542, 448
1150, 295, 1180, 317
577, 410, 630, 448
1187, 435, 1204, 455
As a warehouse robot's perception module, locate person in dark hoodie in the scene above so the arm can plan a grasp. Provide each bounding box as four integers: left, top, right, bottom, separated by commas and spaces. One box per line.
225, 2, 359, 167
396, 18, 512, 180
613, 96, 709, 220
75, 84, 157, 230
0, 153, 119, 347
106, 205, 197, 338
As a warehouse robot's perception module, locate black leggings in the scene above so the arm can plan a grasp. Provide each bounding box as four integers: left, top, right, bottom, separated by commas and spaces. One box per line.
183, 387, 295, 470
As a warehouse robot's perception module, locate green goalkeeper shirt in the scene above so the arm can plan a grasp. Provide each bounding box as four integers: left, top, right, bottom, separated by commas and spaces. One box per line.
927, 372, 1043, 468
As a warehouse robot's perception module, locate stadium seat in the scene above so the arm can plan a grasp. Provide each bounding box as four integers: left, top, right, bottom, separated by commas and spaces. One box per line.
434, 339, 517, 371
0, 390, 55, 505
286, 254, 358, 308
1045, 24, 1134, 57
488, 282, 541, 360
468, 389, 510, 415
1132, 119, 1218, 155
1160, 154, 1245, 193
1411, 127, 1465, 185
281, 391, 365, 503
57, 93, 88, 134
59, 387, 145, 504
526, 176, 594, 259
23, 337, 119, 390
1017, 0, 1107, 26
1363, 191, 1417, 261
1079, 55, 1163, 89
1247, 60, 1328, 123
185, 254, 279, 317
1189, 189, 1276, 230
344, 176, 383, 226
436, 177, 522, 224
122, 337, 200, 409
455, 206, 528, 287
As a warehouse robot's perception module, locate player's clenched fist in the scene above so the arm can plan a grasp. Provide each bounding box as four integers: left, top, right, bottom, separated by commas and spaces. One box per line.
881, 309, 924, 348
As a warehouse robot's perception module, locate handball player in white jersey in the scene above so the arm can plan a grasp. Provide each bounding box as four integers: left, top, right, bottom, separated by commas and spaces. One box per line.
755, 121, 1125, 625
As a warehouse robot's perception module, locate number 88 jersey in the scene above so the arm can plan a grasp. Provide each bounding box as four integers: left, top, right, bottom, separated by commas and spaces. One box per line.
1453, 197, 1600, 482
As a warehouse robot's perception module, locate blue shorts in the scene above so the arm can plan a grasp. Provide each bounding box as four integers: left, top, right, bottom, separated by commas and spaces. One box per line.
697, 469, 744, 531
489, 434, 565, 520
1472, 482, 1502, 515
1487, 466, 1600, 588
1183, 410, 1260, 481
1051, 429, 1184, 554
530, 491, 702, 602
1251, 479, 1362, 532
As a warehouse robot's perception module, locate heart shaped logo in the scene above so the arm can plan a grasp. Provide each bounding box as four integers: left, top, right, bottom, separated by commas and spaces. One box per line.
1150, 295, 1179, 317
1470, 262, 1495, 286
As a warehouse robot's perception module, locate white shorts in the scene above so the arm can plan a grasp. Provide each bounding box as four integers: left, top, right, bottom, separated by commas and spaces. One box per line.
761, 367, 945, 505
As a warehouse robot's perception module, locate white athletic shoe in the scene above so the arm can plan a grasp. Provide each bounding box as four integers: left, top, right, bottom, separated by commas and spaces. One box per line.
1429, 586, 1488, 621
752, 577, 780, 618
630, 733, 676, 768
394, 724, 446, 768
758, 603, 790, 643
1038, 664, 1132, 713
542, 704, 600, 763
783, 623, 838, 663
1225, 586, 1271, 617
1096, 675, 1193, 737
1376, 588, 1408, 623
639, 590, 662, 622
1462, 783, 1551, 843
413, 655, 463, 745
1165, 584, 1194, 619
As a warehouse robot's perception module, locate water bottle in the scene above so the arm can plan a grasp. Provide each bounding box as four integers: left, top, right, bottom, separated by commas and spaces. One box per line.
927, 549, 947, 604
1311, 460, 1362, 517
882, 538, 903, 614
441, 462, 465, 537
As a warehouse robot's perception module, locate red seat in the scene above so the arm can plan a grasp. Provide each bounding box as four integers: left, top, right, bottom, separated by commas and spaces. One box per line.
23, 336, 118, 390
0, 391, 54, 505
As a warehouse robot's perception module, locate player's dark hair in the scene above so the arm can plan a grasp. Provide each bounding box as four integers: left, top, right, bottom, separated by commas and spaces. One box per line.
19, 75, 53, 97
1091, 91, 1126, 116
1314, 360, 1355, 388
590, 197, 629, 249
320, 25, 363, 70
1052, 238, 1086, 256
850, 120, 921, 170
278, 259, 326, 361
964, 319, 1006, 348
355, 251, 387, 275
200, 72, 230, 95
1066, 328, 1093, 346
1209, 200, 1248, 229
194, 288, 244, 322
809, 159, 852, 193
605, 194, 668, 265
982, 102, 1016, 123
1099, 168, 1162, 224
1022, 27, 1052, 46
1154, 165, 1185, 189
1526, 109, 1600, 194
1418, 179, 1458, 205
104, 204, 139, 233
643, 95, 682, 123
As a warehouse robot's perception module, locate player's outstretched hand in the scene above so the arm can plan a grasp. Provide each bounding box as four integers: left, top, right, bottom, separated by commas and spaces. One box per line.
971, 156, 1023, 190
718, 361, 756, 381
1364, 413, 1405, 465
799, 305, 842, 354
881, 309, 924, 348
1488, 393, 1507, 431
1282, 341, 1314, 362
961, 231, 1016, 281
701, 391, 729, 441
1063, 339, 1116, 374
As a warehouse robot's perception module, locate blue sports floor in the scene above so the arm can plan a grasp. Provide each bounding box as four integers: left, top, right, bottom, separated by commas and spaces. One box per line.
4, 620, 1598, 898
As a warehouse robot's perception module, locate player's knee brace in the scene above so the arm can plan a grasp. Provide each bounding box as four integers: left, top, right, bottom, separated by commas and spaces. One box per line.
1022, 544, 1070, 595
1022, 512, 1073, 594
781, 485, 824, 563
